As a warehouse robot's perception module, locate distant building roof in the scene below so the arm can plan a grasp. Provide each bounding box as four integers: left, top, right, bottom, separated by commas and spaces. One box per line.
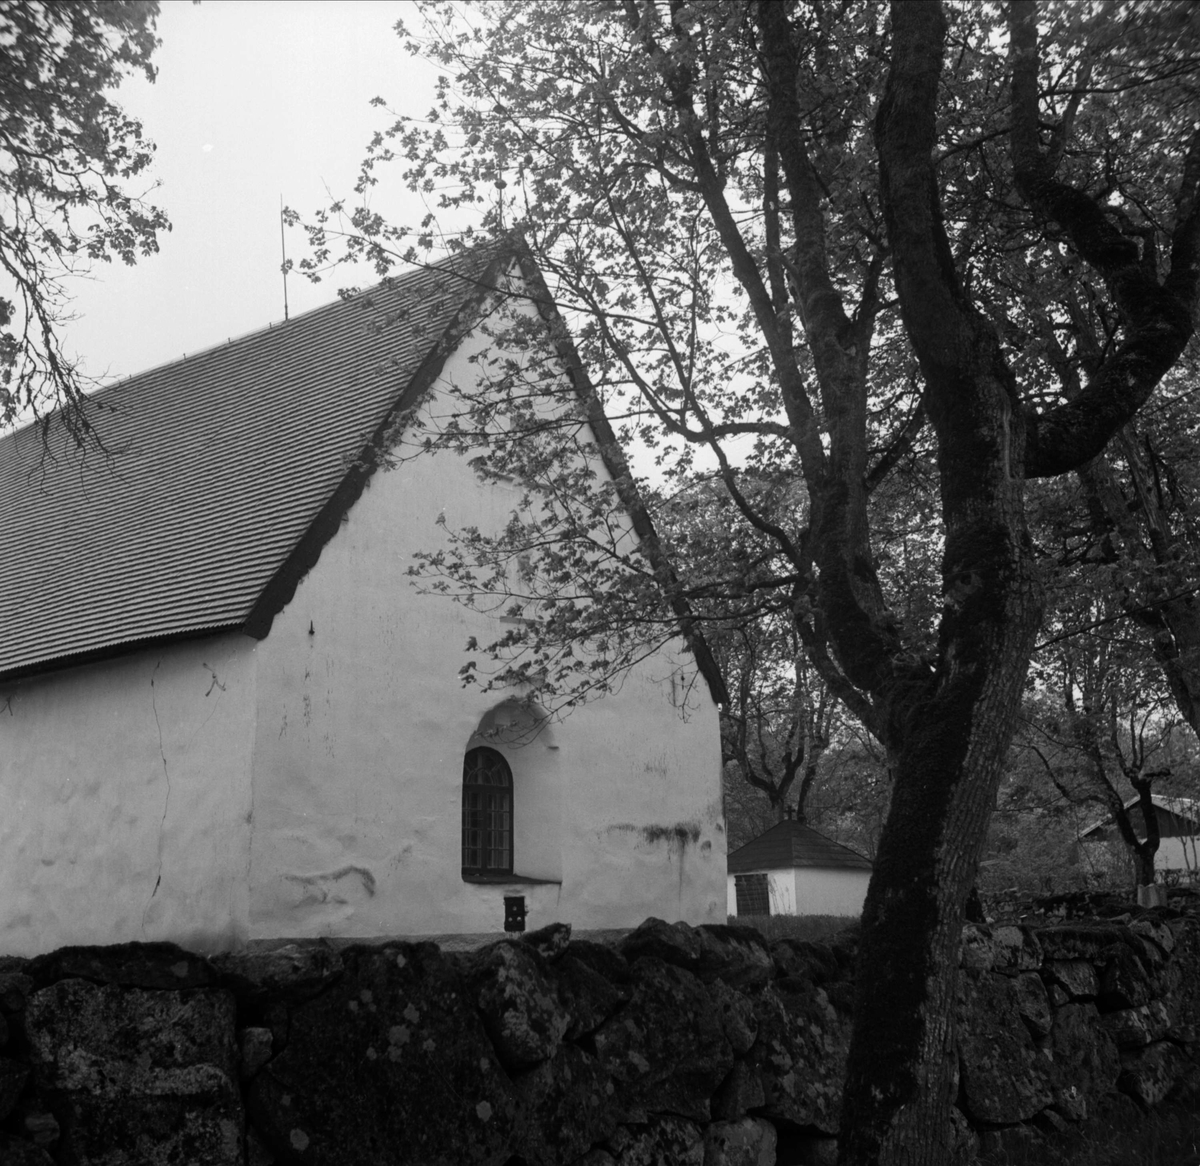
0, 247, 506, 682
1079, 795, 1200, 840
727, 819, 873, 874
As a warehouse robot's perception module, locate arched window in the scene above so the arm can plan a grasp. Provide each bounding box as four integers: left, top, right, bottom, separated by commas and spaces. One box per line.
462, 746, 513, 876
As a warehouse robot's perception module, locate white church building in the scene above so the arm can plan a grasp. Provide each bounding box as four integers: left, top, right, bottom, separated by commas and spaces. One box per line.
0, 248, 726, 956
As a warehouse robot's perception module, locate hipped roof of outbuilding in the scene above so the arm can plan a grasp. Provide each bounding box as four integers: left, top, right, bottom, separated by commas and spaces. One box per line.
1078, 795, 1200, 839
727, 819, 873, 874
0, 247, 507, 682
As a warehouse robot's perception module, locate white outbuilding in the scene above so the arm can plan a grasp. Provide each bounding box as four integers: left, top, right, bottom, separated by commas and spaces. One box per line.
727, 818, 872, 918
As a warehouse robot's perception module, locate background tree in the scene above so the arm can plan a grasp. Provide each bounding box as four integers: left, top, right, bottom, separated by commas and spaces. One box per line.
300, 2, 1200, 1160
1020, 595, 1197, 888
654, 476, 848, 833
0, 0, 168, 438
1076, 384, 1200, 741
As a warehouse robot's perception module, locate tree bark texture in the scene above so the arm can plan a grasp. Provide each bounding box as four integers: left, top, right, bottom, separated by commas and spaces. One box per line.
836, 4, 1200, 1160
838, 5, 1044, 1161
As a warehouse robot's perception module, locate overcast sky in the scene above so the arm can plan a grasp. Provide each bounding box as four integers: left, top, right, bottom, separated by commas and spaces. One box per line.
62, 0, 444, 385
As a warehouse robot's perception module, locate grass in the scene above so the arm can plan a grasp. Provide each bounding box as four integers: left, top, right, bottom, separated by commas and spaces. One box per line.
726, 913, 857, 945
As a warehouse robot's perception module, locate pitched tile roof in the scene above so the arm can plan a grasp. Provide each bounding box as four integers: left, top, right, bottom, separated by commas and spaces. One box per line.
727, 820, 873, 874
0, 248, 507, 681
1079, 795, 1200, 839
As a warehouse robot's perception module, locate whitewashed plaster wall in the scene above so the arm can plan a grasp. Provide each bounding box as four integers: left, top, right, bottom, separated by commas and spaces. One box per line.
1081, 835, 1200, 880
0, 634, 256, 956
247, 300, 725, 940
726, 867, 871, 919
786, 867, 871, 917
1158, 835, 1200, 873
0, 291, 726, 954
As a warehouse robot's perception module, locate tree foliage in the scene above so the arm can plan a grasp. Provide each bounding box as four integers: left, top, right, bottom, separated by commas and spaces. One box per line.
1023, 599, 1196, 885
0, 0, 168, 436
300, 2, 1200, 1160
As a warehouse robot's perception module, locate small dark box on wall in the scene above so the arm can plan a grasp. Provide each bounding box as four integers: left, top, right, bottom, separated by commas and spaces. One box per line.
504, 895, 527, 932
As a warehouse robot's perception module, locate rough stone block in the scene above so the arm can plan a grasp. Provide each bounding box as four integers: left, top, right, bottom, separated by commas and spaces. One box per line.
512, 1042, 616, 1166
992, 925, 1044, 974
0, 1135, 55, 1165
239, 1027, 273, 1080
249, 942, 520, 1166
709, 978, 758, 1056
1118, 1040, 1188, 1108
210, 943, 343, 1008
694, 925, 775, 990
557, 952, 627, 1041
0, 972, 34, 1014
594, 958, 733, 1123
702, 1117, 776, 1166
711, 1060, 766, 1122
618, 917, 703, 972
28, 942, 214, 990
25, 978, 242, 1165
960, 923, 998, 971
769, 939, 840, 986
610, 1116, 704, 1166
567, 939, 634, 986
1037, 924, 1130, 963
1045, 959, 1098, 1000
1099, 944, 1152, 1011
1013, 971, 1051, 1037
1049, 1002, 1120, 1120
470, 940, 572, 1069
1129, 919, 1173, 964
957, 969, 1053, 1124
1098, 1000, 1173, 1049
1150, 959, 1183, 1001
746, 980, 846, 1134
775, 1127, 840, 1166
576, 1150, 617, 1166
520, 921, 572, 963
978, 1124, 1043, 1159
0, 1056, 28, 1121
22, 1110, 58, 1146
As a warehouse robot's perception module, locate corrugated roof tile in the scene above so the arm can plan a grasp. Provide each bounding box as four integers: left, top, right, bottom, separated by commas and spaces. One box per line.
727, 819, 873, 873
0, 249, 504, 680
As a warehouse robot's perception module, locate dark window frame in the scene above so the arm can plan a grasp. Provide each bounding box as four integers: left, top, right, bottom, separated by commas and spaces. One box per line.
734, 872, 770, 916
462, 745, 514, 878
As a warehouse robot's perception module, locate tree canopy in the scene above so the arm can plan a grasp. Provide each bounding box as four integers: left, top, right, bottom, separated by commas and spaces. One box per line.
0, 0, 167, 437
300, 2, 1200, 1160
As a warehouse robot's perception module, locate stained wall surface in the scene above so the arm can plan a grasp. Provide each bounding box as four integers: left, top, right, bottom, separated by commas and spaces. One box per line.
727, 866, 871, 918
246, 300, 725, 939
1, 293, 725, 953
0, 634, 257, 955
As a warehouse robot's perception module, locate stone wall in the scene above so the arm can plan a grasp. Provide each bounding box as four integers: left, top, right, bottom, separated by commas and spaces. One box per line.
0, 905, 1197, 1165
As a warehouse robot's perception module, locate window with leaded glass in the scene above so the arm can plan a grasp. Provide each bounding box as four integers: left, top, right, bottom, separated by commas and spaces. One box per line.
462, 746, 513, 876
734, 873, 770, 916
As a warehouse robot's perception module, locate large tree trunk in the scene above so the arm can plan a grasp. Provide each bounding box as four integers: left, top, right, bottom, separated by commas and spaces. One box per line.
835, 5, 1200, 1159
837, 7, 1046, 1160
841, 620, 1040, 1162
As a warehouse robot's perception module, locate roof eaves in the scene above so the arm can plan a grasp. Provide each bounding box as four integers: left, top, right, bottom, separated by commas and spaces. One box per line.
241, 249, 514, 640
0, 623, 246, 686
1078, 794, 1200, 838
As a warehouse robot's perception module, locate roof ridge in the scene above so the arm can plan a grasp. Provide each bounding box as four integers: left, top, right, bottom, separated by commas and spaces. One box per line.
3, 243, 516, 444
